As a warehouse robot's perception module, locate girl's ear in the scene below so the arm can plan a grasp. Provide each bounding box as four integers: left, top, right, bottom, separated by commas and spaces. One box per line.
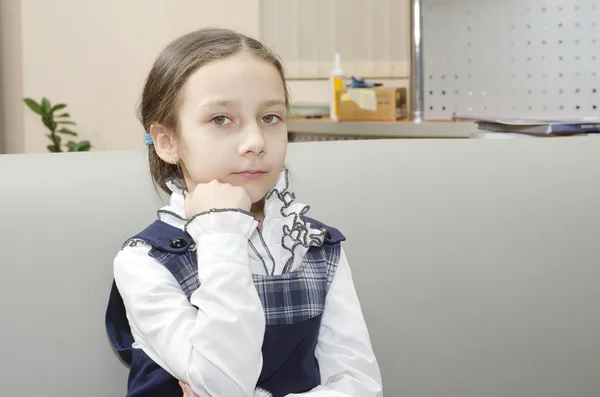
150, 123, 179, 164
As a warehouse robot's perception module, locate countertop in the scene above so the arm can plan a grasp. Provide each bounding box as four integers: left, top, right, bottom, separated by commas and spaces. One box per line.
287, 118, 477, 139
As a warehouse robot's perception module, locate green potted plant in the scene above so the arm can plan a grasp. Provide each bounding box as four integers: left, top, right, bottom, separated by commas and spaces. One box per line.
23, 97, 92, 152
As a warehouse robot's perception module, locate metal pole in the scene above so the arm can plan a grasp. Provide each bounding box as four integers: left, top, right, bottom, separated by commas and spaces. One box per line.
410, 0, 424, 123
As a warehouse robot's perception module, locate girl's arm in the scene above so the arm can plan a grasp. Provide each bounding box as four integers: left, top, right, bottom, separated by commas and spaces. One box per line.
289, 248, 383, 397
114, 211, 265, 397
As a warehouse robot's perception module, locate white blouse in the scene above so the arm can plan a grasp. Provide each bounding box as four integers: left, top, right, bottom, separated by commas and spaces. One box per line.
114, 170, 383, 397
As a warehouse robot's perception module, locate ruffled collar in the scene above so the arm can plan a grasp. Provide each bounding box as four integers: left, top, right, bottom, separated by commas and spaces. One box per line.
263, 169, 325, 273
157, 170, 325, 274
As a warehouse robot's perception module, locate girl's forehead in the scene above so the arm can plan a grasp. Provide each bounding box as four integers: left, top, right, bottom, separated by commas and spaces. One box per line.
182, 54, 286, 107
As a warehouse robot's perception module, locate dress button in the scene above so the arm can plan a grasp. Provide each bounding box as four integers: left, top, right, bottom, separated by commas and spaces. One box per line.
321, 228, 332, 240
170, 238, 187, 249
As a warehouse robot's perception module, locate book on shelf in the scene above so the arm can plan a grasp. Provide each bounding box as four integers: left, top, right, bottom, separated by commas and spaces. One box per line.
453, 114, 600, 136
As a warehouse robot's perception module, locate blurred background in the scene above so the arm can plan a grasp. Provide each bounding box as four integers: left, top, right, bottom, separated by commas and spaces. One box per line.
0, 0, 598, 152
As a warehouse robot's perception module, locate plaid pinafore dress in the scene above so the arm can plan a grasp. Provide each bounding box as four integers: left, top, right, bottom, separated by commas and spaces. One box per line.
106, 216, 344, 397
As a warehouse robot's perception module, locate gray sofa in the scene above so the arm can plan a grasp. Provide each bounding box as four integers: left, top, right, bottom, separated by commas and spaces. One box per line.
2, 138, 600, 396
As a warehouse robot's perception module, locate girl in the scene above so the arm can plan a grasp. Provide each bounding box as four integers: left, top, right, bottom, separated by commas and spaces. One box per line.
105, 28, 382, 397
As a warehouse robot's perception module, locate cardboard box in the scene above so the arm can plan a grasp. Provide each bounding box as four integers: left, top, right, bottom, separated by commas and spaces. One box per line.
336, 87, 407, 122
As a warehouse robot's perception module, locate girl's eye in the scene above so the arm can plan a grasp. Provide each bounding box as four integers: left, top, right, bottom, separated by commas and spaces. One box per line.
262, 114, 281, 124
212, 116, 233, 126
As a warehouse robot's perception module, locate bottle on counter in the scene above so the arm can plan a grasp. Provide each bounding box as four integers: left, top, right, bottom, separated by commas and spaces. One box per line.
329, 53, 346, 121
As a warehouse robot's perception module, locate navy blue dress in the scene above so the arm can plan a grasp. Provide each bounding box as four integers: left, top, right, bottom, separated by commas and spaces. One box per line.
105, 217, 344, 397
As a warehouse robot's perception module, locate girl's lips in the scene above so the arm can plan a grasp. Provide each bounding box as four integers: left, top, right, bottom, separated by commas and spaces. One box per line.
234, 171, 266, 180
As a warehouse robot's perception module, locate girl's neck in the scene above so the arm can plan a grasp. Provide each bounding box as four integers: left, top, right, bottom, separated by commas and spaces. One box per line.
251, 199, 265, 229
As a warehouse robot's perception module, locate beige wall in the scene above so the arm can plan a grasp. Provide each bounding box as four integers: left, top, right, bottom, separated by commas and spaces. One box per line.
18, 0, 260, 153
5, 1, 408, 153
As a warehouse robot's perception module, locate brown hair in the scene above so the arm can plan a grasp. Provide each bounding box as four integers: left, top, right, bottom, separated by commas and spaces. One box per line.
139, 28, 289, 194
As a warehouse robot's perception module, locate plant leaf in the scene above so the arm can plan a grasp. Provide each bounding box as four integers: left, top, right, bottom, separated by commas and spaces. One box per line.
58, 121, 76, 125
41, 98, 52, 115
47, 145, 60, 153
77, 141, 91, 151
57, 128, 78, 136
67, 141, 77, 152
44, 119, 57, 132
51, 104, 67, 113
45, 133, 60, 147
56, 113, 70, 118
42, 115, 57, 132
24, 98, 43, 115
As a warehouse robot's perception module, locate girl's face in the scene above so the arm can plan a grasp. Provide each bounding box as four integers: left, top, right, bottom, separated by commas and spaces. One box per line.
164, 52, 288, 204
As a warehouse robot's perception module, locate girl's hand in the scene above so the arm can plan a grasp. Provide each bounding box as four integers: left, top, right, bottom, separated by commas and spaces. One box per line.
179, 381, 201, 397
185, 180, 252, 218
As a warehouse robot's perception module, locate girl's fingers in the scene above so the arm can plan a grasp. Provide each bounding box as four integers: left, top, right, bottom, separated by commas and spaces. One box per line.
179, 381, 200, 397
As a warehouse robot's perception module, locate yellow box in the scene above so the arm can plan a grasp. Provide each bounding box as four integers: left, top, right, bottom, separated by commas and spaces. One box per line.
335, 87, 408, 122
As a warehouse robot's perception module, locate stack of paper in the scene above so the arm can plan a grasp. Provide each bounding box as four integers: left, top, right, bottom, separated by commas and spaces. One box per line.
453, 115, 600, 138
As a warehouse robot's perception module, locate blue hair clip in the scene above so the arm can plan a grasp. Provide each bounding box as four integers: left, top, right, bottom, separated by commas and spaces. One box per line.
144, 132, 153, 146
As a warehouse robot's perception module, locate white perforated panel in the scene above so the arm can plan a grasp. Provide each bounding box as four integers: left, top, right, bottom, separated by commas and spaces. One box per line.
423, 1, 600, 120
